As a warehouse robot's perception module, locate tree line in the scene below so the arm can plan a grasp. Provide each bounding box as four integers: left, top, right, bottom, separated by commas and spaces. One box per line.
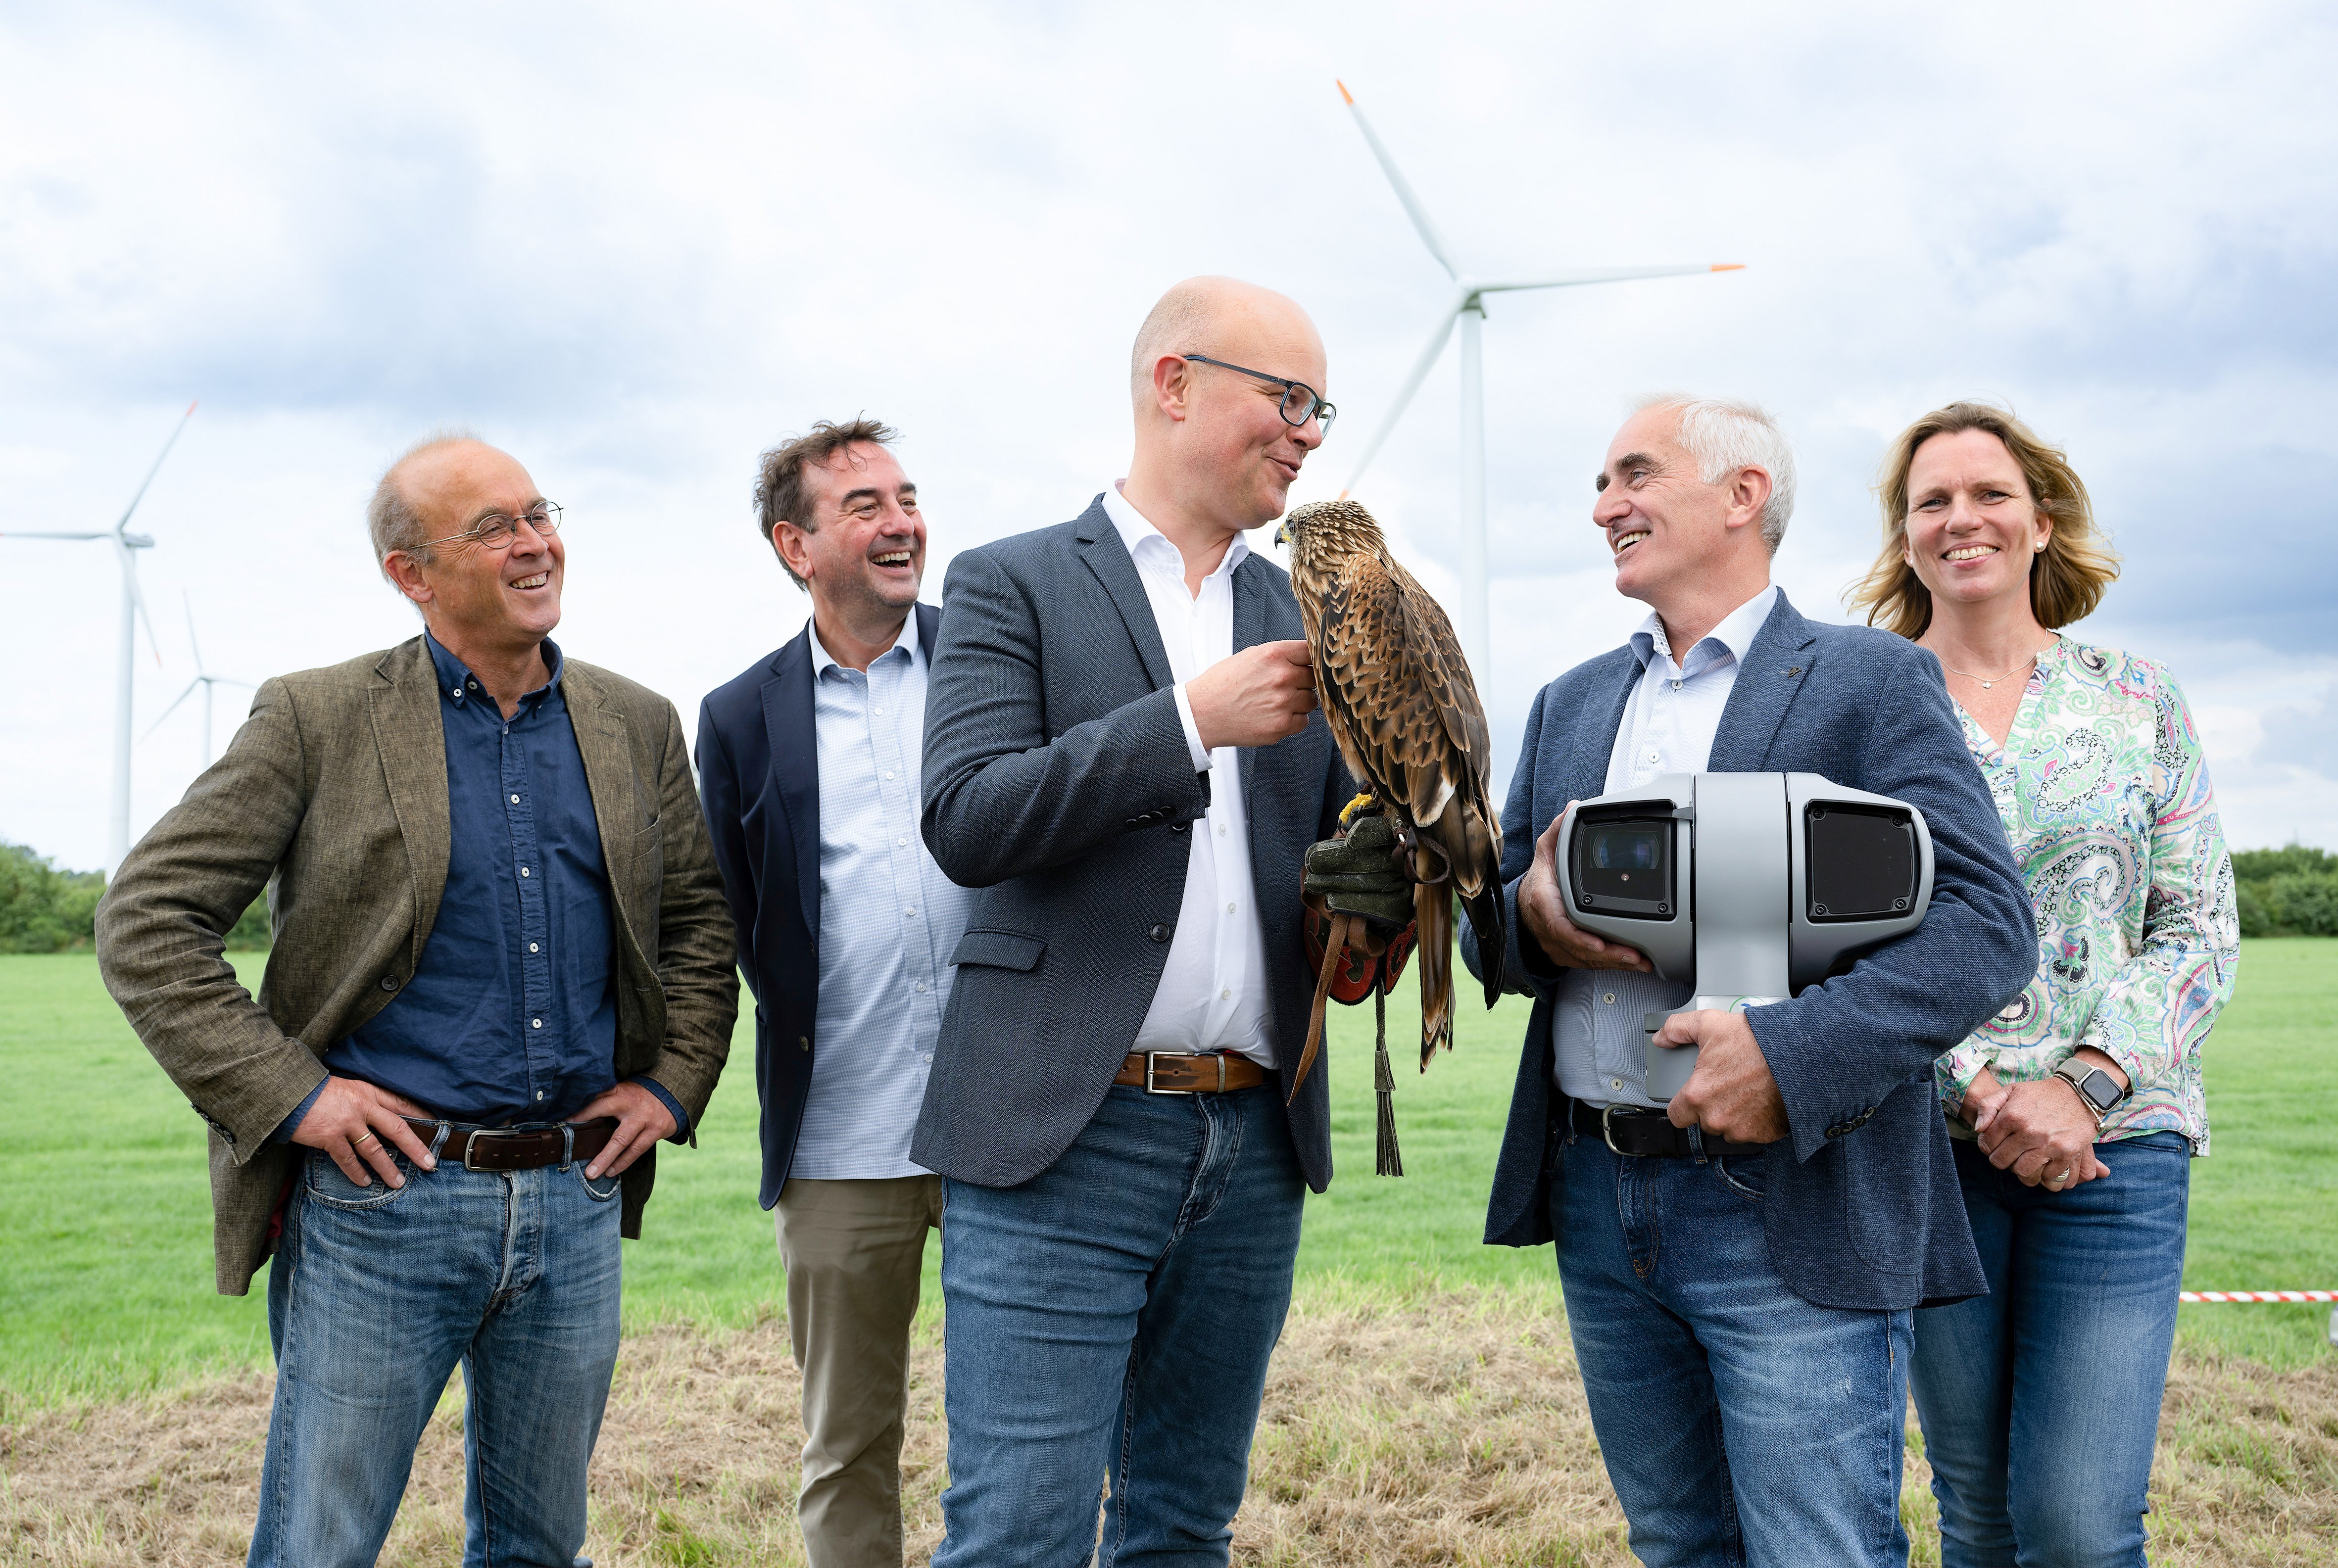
5, 837, 2335, 953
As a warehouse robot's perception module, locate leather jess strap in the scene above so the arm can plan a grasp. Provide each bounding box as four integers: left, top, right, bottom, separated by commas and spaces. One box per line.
399, 1116, 620, 1172
1568, 1098, 1773, 1158
1114, 1052, 1269, 1094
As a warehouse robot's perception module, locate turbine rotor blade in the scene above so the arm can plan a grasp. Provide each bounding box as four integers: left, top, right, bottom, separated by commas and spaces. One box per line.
1, 530, 112, 540
1337, 81, 1461, 282
144, 679, 201, 738
1472, 263, 1746, 293
1340, 302, 1463, 499
123, 547, 164, 667
182, 587, 206, 671
112, 398, 198, 537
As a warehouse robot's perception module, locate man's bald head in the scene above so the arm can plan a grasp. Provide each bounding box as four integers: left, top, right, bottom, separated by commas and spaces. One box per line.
368, 430, 499, 575
1128, 276, 1319, 412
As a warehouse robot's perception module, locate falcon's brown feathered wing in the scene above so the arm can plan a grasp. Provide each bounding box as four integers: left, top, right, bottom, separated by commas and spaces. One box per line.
1286, 500, 1506, 1073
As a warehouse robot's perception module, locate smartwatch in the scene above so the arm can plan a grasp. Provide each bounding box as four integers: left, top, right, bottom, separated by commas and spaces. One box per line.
2052, 1063, 2129, 1126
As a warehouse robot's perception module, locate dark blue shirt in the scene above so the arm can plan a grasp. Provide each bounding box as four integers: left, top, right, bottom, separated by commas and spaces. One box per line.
280, 634, 682, 1135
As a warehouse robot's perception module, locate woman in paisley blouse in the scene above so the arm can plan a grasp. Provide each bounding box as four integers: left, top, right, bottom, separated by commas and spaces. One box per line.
1850, 401, 2238, 1568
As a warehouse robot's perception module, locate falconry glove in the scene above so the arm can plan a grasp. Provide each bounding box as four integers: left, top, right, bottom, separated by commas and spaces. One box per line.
1302, 809, 1414, 929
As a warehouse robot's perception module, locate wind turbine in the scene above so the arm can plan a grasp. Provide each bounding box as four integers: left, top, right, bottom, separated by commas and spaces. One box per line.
0, 400, 196, 870
1332, 81, 1742, 676
145, 590, 254, 769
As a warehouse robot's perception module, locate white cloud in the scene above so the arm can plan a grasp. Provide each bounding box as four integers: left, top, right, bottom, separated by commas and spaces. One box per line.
2, 0, 2333, 866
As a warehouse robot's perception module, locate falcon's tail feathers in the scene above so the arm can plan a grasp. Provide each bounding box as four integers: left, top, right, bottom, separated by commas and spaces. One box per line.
1466, 885, 1506, 1011
1414, 883, 1455, 1069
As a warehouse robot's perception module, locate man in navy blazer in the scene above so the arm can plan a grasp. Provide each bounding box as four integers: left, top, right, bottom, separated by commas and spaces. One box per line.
1463, 396, 2036, 1568
696, 418, 966, 1568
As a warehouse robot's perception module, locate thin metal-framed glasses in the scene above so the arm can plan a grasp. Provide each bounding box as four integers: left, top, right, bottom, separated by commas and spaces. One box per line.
417, 502, 564, 554
1181, 355, 1336, 434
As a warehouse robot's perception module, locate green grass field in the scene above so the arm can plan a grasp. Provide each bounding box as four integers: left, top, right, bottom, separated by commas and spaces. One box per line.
2, 940, 2332, 1413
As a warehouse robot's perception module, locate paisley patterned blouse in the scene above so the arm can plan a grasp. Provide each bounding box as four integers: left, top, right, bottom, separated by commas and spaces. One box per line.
1935, 638, 2239, 1151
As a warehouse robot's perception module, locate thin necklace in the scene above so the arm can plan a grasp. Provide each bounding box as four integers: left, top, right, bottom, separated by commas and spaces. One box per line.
1939, 648, 2042, 691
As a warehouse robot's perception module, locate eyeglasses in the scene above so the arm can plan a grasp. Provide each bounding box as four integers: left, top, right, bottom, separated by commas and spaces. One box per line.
416, 502, 563, 554
1182, 355, 1336, 435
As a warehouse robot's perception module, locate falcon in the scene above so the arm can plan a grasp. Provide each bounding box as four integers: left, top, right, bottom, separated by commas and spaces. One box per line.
1276, 498, 1506, 1088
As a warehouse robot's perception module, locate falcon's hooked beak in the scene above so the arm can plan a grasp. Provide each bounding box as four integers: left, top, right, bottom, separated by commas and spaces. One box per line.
1273, 523, 1291, 547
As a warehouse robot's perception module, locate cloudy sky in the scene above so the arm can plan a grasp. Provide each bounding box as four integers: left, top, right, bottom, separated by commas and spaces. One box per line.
4, 0, 2333, 872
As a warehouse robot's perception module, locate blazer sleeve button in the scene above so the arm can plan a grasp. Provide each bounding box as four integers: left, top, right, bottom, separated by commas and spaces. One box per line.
1169, 821, 1188, 833
379, 975, 401, 991
1150, 923, 1171, 943
798, 1035, 811, 1052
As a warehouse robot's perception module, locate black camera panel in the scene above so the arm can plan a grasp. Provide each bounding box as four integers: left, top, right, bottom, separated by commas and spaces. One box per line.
1804, 804, 1916, 921
1571, 810, 1674, 919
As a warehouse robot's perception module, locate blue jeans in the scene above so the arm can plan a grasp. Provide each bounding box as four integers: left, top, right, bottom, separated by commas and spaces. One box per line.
1551, 1128, 1913, 1568
1910, 1130, 2191, 1568
932, 1082, 1306, 1568
250, 1144, 625, 1568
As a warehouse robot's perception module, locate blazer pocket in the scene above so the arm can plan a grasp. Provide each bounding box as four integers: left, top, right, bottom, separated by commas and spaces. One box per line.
950, 928, 1046, 971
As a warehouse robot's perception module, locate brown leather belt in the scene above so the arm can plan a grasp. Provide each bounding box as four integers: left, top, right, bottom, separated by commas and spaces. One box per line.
1568, 1098, 1773, 1158
1114, 1052, 1269, 1095
400, 1116, 620, 1172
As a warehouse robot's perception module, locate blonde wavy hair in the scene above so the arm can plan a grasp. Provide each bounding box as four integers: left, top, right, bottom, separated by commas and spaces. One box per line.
1847, 401, 2121, 639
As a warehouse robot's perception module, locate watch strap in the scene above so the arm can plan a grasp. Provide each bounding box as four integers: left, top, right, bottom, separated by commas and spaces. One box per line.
2051, 1065, 2120, 1125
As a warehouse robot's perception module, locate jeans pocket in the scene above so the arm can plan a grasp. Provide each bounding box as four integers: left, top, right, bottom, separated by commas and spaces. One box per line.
302, 1149, 417, 1210
574, 1165, 623, 1203
1713, 1152, 1767, 1201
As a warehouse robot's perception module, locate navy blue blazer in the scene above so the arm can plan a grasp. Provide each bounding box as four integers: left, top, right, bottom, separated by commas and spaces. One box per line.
1462, 592, 2036, 1311
695, 602, 942, 1209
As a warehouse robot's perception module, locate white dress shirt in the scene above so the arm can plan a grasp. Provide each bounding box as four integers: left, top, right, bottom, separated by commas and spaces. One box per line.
1555, 585, 1778, 1107
1101, 481, 1278, 1068
792, 612, 974, 1178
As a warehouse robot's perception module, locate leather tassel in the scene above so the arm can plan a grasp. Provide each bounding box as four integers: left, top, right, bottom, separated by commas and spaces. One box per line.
1289, 908, 1353, 1101
1373, 985, 1404, 1177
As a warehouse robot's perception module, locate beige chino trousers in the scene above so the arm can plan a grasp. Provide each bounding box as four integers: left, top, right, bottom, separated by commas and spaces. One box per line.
774, 1174, 943, 1568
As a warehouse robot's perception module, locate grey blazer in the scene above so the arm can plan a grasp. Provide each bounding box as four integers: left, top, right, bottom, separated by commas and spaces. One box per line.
915, 498, 1353, 1191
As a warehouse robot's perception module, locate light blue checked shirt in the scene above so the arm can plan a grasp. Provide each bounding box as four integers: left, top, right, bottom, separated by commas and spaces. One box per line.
791, 612, 971, 1180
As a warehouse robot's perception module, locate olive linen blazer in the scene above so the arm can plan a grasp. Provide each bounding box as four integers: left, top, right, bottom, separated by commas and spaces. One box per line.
96, 635, 739, 1295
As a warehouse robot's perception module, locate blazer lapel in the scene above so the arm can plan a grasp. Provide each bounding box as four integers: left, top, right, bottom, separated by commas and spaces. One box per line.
561, 664, 649, 960
1233, 557, 1269, 800
1709, 591, 1821, 772
1575, 648, 1642, 802
761, 627, 822, 946
367, 638, 451, 976
1074, 499, 1175, 693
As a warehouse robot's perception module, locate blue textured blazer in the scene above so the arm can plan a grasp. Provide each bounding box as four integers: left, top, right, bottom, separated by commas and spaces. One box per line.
1461, 592, 2036, 1310
694, 602, 942, 1210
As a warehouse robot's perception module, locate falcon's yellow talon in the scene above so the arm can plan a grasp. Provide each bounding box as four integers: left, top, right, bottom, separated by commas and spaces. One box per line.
1339, 792, 1378, 826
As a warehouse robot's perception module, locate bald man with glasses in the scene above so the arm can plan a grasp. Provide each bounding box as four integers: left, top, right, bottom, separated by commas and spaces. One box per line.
98, 434, 736, 1568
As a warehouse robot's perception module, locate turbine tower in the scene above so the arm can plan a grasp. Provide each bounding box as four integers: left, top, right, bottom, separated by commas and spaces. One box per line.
0, 401, 196, 870
146, 590, 254, 769
1333, 81, 1741, 675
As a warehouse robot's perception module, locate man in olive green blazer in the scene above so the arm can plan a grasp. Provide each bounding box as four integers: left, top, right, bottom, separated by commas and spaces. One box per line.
97, 434, 736, 1568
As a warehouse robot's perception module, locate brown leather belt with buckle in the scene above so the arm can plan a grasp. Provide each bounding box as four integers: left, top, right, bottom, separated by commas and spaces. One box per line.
1114, 1052, 1269, 1095
399, 1116, 621, 1172
1568, 1098, 1773, 1158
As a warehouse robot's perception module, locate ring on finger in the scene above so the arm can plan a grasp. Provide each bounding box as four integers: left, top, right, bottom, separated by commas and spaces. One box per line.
354, 1131, 378, 1148
2046, 1167, 2070, 1187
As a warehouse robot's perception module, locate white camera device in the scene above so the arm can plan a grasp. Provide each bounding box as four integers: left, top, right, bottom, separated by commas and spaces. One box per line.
1554, 772, 1935, 1101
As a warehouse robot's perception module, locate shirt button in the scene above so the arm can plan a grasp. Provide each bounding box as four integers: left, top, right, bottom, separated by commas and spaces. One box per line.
922, 1051, 934, 1063
520, 866, 531, 878
510, 794, 521, 804
1611, 1077, 1624, 1092
882, 770, 895, 781
1226, 902, 1237, 914
1604, 992, 1616, 1004
536, 1090, 544, 1100
1645, 750, 1660, 764
897, 837, 907, 848
533, 1018, 543, 1029
1221, 989, 1232, 1000
530, 943, 540, 953
1218, 826, 1227, 836
915, 981, 928, 993
904, 907, 918, 918
874, 706, 884, 715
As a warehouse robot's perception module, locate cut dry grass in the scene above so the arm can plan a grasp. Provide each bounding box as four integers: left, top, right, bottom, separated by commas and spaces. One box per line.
6, 1283, 2334, 1567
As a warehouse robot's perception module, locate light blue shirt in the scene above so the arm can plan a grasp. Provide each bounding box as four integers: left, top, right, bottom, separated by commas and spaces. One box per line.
791, 613, 971, 1179
1554, 586, 1776, 1108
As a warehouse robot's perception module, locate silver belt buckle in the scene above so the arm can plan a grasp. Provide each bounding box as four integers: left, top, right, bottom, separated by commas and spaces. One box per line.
1601, 1104, 1633, 1156
1143, 1052, 1225, 1095
461, 1128, 505, 1171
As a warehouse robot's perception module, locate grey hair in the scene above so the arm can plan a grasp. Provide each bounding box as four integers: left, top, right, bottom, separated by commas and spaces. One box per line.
1632, 393, 1798, 552
366, 427, 482, 584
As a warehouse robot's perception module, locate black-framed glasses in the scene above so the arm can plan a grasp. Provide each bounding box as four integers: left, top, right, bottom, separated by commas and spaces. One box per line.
1182, 355, 1336, 434
417, 502, 563, 554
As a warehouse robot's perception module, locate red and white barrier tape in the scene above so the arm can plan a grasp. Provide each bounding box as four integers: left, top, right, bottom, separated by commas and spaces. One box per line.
2179, 1290, 2337, 1303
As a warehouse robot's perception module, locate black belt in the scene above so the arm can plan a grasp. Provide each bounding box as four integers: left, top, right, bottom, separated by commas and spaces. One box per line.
1568, 1098, 1773, 1158
399, 1116, 619, 1172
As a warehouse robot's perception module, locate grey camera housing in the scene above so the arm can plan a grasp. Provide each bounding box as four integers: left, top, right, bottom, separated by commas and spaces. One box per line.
1553, 772, 1934, 1101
